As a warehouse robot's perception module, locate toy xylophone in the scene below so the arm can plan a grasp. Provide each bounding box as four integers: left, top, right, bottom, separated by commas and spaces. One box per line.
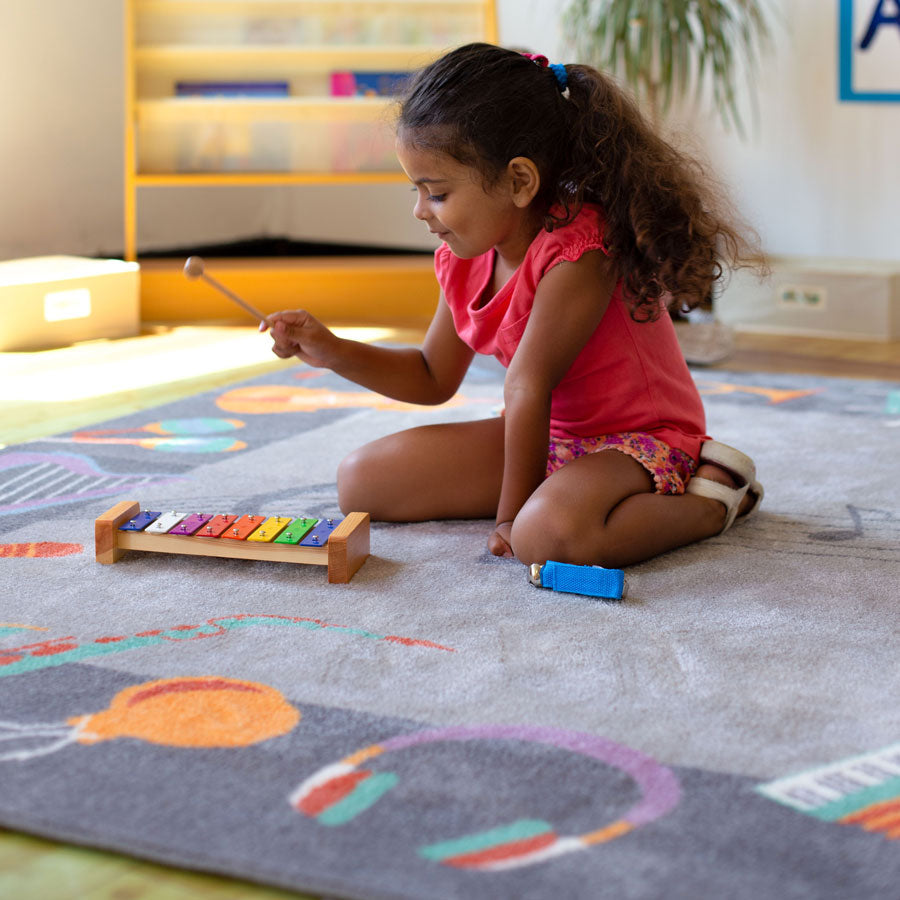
95, 501, 369, 583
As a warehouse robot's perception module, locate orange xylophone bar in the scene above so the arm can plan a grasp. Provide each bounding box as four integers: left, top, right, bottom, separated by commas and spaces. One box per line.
95, 501, 370, 583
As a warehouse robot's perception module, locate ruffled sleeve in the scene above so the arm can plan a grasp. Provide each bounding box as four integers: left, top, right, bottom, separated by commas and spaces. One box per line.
531, 205, 610, 276
433, 242, 452, 290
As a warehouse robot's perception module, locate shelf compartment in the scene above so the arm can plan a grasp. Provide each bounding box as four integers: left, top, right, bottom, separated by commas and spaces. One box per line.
134, 44, 447, 69
137, 96, 397, 124
135, 2, 487, 48
133, 46, 433, 100
124, 0, 498, 261
137, 0, 486, 8
136, 114, 400, 174
134, 171, 407, 186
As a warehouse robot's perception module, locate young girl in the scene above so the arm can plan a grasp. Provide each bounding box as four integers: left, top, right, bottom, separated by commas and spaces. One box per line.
264, 42, 764, 568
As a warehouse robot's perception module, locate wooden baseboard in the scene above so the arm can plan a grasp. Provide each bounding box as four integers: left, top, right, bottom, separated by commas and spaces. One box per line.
139, 255, 438, 324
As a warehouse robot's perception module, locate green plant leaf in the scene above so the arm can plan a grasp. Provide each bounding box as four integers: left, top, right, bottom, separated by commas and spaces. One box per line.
561, 0, 776, 137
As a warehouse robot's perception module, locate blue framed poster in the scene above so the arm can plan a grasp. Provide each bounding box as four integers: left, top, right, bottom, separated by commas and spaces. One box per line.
839, 0, 900, 101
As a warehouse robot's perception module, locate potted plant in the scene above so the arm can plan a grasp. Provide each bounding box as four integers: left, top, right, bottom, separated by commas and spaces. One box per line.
561, 0, 775, 137
561, 0, 775, 361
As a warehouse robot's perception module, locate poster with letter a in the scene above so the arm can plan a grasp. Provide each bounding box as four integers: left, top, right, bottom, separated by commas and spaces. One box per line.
840, 0, 900, 101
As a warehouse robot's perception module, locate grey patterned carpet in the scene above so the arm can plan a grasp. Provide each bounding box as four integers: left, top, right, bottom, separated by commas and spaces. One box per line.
0, 357, 898, 899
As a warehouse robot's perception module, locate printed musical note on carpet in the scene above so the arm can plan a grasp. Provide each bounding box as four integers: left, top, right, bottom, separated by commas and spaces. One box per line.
0, 451, 185, 517
716, 505, 900, 564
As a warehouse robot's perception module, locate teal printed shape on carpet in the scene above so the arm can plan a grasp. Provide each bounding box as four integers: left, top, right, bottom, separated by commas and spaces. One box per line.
317, 772, 399, 826
419, 819, 555, 861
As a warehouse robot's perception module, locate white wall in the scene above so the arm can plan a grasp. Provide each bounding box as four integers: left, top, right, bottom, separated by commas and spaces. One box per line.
0, 1, 897, 266
679, 0, 900, 263
0, 1, 125, 259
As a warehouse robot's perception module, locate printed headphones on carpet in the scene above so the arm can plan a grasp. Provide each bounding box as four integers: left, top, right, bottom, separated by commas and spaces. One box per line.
289, 723, 681, 870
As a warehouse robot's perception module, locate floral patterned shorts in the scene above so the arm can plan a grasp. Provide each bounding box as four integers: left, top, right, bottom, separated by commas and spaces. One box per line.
546, 432, 697, 495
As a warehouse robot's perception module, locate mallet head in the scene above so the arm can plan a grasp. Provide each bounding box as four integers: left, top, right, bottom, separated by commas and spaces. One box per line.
183, 256, 205, 279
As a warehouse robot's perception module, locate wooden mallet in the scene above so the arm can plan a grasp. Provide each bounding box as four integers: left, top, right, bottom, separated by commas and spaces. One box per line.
183, 256, 268, 324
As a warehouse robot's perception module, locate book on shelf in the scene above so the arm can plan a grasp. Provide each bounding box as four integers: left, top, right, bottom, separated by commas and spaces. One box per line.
330, 71, 411, 98
175, 82, 291, 98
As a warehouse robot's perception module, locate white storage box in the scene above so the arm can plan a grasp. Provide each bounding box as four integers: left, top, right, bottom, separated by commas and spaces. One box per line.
0, 256, 140, 351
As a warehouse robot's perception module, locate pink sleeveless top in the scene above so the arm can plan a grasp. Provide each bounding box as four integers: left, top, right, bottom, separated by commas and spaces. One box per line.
434, 204, 709, 460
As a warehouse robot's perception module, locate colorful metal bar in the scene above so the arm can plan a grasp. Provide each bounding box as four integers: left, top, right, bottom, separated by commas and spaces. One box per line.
144, 511, 188, 534
221, 514, 266, 540
273, 517, 318, 545
168, 513, 214, 536
118, 510, 161, 531
246, 516, 294, 543
197, 514, 239, 538
299, 518, 339, 547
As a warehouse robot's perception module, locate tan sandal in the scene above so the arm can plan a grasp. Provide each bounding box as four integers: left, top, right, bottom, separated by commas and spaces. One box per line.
685, 441, 764, 533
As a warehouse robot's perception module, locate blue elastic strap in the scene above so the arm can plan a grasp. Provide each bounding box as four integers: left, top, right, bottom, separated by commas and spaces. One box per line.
548, 63, 568, 91
541, 560, 624, 600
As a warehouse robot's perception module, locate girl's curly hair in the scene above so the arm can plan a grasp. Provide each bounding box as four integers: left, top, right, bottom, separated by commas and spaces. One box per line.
398, 43, 762, 321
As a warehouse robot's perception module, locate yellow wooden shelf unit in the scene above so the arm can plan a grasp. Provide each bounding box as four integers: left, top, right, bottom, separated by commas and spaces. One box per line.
124, 0, 499, 261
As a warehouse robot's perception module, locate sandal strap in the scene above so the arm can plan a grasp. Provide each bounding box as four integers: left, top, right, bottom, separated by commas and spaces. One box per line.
697, 440, 757, 485
685, 477, 750, 533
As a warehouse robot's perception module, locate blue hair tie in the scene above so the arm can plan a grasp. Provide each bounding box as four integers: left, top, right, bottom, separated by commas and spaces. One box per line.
548, 63, 568, 92
521, 53, 569, 94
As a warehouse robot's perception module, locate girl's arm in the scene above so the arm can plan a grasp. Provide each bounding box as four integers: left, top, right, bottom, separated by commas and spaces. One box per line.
490, 249, 618, 556
264, 293, 474, 405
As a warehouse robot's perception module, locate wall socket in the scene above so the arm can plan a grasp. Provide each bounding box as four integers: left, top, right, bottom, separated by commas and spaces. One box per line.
718, 258, 899, 339
777, 283, 827, 310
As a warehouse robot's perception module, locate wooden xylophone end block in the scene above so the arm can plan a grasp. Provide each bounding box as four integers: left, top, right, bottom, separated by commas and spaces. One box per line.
327, 512, 370, 583
95, 500, 141, 564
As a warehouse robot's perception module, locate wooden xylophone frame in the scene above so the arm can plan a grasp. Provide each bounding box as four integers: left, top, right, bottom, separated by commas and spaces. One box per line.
95, 501, 370, 583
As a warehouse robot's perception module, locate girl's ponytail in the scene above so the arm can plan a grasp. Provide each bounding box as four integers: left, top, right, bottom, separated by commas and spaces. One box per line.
559, 64, 756, 320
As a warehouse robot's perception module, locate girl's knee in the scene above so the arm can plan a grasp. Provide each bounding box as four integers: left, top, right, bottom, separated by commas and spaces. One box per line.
510, 495, 631, 568
510, 496, 583, 566
338, 433, 418, 517
336, 444, 382, 514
